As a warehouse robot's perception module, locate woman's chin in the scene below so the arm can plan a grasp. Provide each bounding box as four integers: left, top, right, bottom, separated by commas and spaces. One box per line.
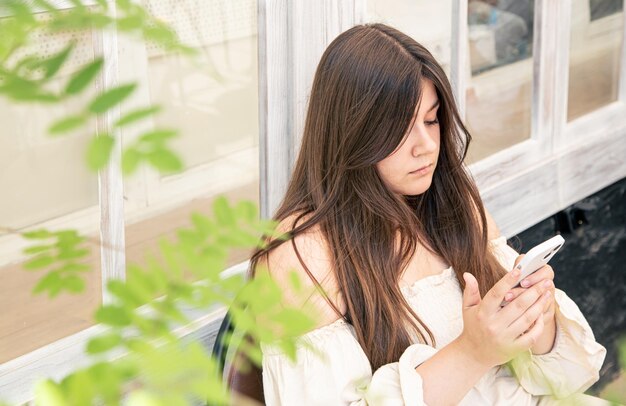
400, 181, 433, 196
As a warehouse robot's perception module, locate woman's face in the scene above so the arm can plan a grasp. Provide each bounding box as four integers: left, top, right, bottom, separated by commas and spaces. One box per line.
376, 80, 441, 196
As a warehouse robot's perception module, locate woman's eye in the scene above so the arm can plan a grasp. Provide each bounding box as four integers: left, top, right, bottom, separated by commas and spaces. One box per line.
425, 119, 439, 126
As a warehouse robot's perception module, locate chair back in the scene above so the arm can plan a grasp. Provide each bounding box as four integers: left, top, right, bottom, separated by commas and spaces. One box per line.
212, 311, 264, 405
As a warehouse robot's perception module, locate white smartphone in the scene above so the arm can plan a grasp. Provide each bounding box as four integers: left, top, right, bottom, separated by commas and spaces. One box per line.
513, 235, 565, 287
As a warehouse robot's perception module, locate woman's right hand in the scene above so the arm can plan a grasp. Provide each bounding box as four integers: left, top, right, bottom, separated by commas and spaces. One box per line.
456, 269, 553, 368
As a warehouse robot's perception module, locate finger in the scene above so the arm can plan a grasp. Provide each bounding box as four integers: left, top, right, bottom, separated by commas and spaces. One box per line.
513, 254, 524, 269
542, 287, 556, 313
514, 310, 545, 349
508, 289, 551, 338
499, 279, 552, 325
483, 267, 523, 313
518, 265, 555, 288
499, 287, 525, 307
462, 272, 481, 308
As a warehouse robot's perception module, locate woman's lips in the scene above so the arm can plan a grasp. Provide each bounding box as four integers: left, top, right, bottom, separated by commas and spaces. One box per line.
409, 163, 432, 176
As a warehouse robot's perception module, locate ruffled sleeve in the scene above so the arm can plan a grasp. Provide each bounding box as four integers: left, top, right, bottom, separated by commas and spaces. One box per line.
489, 236, 607, 399
261, 319, 437, 405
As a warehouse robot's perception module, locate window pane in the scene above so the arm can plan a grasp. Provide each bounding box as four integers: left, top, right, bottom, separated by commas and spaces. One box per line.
466, 0, 535, 162
0, 14, 102, 363
568, 0, 623, 121
367, 0, 452, 76
124, 0, 259, 271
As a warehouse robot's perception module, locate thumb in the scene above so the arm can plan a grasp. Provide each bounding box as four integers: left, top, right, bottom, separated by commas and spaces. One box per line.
462, 272, 481, 308
513, 254, 525, 270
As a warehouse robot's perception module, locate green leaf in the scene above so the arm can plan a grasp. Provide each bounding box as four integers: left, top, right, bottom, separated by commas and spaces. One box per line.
61, 371, 96, 406
88, 83, 136, 114
138, 129, 178, 144
122, 148, 142, 174
126, 390, 164, 406
48, 114, 87, 135
86, 134, 115, 170
63, 274, 85, 293
40, 43, 74, 79
125, 266, 156, 304
95, 305, 132, 327
213, 196, 234, 226
177, 228, 204, 245
146, 148, 183, 173
149, 300, 188, 324
0, 75, 59, 102
125, 337, 154, 354
235, 200, 257, 223
15, 55, 41, 75
117, 15, 143, 31
619, 337, 626, 369
5, 1, 36, 24
23, 254, 56, 270
22, 229, 53, 239
55, 229, 85, 245
55, 262, 91, 273
23, 244, 53, 255
143, 24, 178, 47
217, 230, 259, 247
114, 106, 160, 127
107, 279, 144, 307
288, 270, 303, 292
33, 272, 62, 294
64, 58, 103, 95
191, 212, 218, 236
86, 332, 122, 354
274, 308, 316, 334
56, 248, 89, 260
34, 379, 67, 406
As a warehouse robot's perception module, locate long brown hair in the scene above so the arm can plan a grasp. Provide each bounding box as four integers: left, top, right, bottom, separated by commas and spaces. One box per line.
250, 23, 507, 370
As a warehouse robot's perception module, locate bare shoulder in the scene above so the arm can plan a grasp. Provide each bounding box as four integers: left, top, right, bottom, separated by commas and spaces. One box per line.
482, 207, 502, 241
257, 213, 346, 329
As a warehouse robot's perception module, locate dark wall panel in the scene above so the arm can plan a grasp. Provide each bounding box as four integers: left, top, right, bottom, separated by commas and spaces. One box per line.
510, 176, 626, 394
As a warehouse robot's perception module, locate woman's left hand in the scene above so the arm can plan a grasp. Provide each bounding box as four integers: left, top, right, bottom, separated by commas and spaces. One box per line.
504, 255, 555, 321
502, 256, 558, 354
502, 256, 556, 320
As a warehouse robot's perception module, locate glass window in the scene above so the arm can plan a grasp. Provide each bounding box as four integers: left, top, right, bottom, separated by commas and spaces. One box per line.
466, 0, 535, 162
367, 0, 452, 76
568, 0, 623, 121
0, 17, 102, 363
124, 0, 259, 270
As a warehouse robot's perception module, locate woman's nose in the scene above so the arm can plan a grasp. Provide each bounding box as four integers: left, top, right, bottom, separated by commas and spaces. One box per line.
411, 126, 437, 157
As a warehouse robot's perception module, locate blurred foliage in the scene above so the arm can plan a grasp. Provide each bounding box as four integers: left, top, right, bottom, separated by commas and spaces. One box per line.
0, 0, 191, 174
0, 1, 316, 405
21, 229, 90, 297
28, 197, 312, 406
601, 338, 626, 405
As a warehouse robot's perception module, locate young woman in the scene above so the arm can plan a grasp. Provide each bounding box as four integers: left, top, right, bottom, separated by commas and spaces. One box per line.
250, 23, 606, 405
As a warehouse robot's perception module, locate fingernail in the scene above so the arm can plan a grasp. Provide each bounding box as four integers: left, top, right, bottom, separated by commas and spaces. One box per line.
505, 292, 513, 301
543, 280, 552, 288
544, 291, 551, 298
512, 268, 520, 277
521, 279, 530, 287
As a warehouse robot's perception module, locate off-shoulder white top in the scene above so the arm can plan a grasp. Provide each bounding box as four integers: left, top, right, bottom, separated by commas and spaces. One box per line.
261, 236, 608, 405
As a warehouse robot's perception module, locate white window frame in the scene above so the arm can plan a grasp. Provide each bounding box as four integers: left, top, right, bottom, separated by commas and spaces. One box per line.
3, 0, 626, 402
469, 0, 626, 237
1, 0, 282, 402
